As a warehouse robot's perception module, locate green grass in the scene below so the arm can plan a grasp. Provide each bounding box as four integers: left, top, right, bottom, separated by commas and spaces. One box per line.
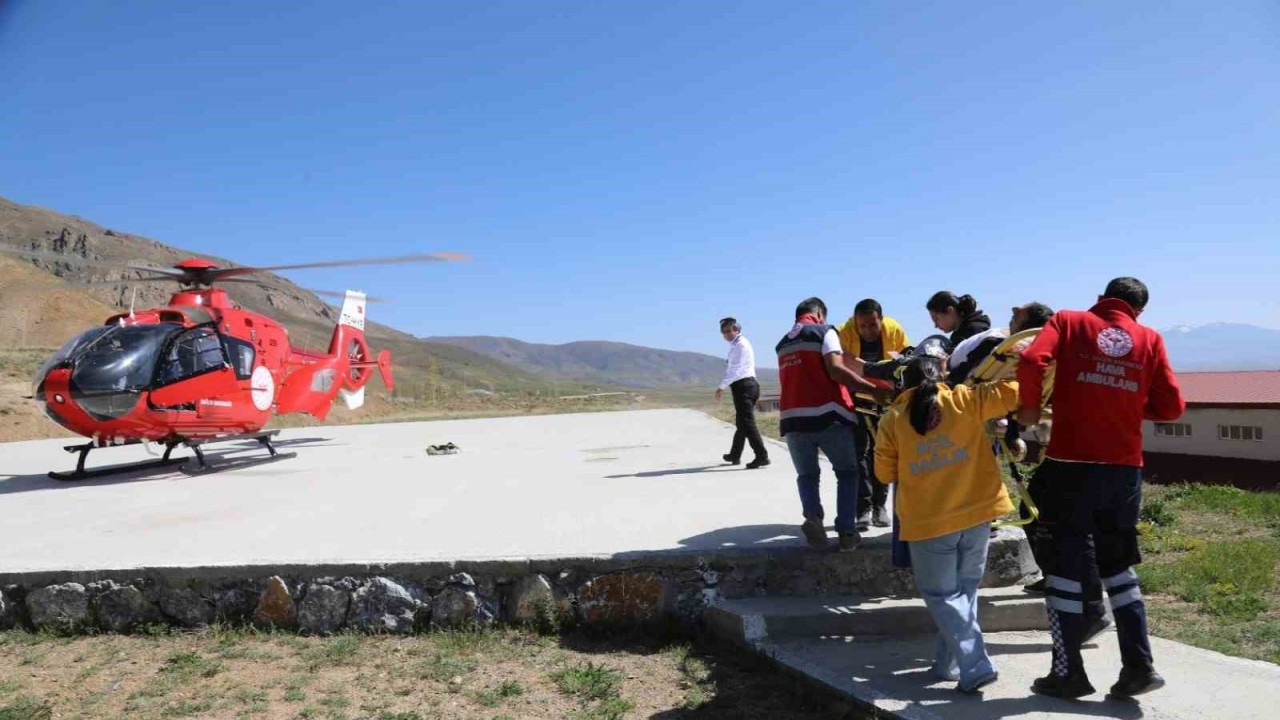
666, 643, 715, 709
159, 697, 215, 718
550, 661, 633, 720
474, 680, 525, 708
303, 635, 363, 670
576, 695, 634, 720
0, 696, 52, 720
1142, 539, 1279, 619
158, 652, 224, 681
416, 652, 478, 683
1138, 484, 1280, 664
551, 662, 623, 701
547, 661, 632, 717
1163, 484, 1280, 527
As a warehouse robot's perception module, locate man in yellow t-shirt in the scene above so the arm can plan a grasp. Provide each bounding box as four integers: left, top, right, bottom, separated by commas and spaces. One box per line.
836, 298, 910, 530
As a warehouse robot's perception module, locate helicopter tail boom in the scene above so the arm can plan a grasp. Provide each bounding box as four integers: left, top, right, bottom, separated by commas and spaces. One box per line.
277, 290, 393, 419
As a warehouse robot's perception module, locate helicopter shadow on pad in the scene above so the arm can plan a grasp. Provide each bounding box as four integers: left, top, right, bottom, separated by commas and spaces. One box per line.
0, 436, 339, 496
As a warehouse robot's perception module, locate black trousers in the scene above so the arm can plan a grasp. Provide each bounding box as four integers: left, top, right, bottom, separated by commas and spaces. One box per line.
1032, 459, 1152, 677
727, 378, 767, 462
853, 413, 888, 513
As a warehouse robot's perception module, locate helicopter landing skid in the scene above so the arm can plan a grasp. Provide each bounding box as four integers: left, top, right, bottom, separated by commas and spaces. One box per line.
182, 431, 296, 474
48, 431, 289, 481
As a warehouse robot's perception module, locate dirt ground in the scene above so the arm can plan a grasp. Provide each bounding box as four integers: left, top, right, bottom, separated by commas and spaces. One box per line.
0, 627, 851, 720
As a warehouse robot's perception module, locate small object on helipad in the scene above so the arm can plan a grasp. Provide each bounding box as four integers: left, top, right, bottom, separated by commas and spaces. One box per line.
426, 442, 460, 456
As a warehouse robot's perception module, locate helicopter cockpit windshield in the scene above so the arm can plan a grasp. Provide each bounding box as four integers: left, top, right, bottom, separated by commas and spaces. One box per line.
33, 323, 184, 420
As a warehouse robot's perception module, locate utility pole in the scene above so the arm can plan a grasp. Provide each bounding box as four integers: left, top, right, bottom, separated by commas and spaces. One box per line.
428, 356, 440, 405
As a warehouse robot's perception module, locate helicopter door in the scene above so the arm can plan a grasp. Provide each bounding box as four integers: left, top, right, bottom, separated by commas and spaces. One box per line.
149, 326, 241, 407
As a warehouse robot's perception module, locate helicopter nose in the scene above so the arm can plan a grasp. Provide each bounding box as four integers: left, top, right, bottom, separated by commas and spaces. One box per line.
37, 367, 80, 430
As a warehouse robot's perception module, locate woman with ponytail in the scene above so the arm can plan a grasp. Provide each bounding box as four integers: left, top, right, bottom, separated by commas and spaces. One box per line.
874, 354, 1020, 694
927, 291, 992, 345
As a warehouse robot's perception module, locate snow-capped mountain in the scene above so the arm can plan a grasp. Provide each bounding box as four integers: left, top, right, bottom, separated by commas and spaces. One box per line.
1161, 323, 1280, 371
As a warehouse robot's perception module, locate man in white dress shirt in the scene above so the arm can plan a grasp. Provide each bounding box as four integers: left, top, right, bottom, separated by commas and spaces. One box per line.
717, 317, 770, 469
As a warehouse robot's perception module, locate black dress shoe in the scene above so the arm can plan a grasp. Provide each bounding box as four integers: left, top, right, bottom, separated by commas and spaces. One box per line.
745, 457, 771, 469
1109, 668, 1165, 698
1031, 673, 1095, 699
722, 454, 740, 465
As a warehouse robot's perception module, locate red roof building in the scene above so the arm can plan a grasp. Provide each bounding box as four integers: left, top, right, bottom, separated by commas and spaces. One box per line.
1175, 370, 1280, 408
1143, 370, 1280, 489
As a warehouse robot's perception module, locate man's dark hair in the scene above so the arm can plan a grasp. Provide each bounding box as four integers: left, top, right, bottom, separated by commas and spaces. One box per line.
719, 317, 740, 333
1103, 277, 1149, 311
1022, 302, 1054, 329
854, 298, 883, 318
795, 297, 828, 320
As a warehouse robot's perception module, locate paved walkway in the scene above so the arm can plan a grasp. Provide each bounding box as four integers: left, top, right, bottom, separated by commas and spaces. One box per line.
0, 409, 889, 573
764, 629, 1278, 720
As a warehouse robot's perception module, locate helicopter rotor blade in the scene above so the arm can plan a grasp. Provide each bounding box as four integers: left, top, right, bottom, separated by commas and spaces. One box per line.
208, 251, 468, 280
0, 247, 183, 277
216, 277, 387, 303
80, 275, 187, 285
305, 287, 389, 304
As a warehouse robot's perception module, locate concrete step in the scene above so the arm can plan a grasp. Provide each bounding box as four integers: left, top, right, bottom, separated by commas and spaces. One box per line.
756, 630, 1280, 720
707, 586, 1048, 645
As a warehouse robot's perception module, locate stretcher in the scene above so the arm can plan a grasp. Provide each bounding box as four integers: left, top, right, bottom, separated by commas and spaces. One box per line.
960, 328, 1055, 528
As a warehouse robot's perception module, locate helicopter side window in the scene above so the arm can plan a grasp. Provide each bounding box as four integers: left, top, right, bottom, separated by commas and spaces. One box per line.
224, 337, 256, 380
156, 326, 228, 386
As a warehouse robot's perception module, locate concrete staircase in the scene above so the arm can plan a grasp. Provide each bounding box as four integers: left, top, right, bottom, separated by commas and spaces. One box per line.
707, 585, 1048, 646
704, 526, 1280, 720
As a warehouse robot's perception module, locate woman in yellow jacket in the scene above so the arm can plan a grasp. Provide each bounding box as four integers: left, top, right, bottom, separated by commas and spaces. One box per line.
874, 354, 1019, 694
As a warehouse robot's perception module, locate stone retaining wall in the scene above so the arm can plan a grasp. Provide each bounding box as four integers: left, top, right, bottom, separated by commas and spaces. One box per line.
0, 532, 1035, 635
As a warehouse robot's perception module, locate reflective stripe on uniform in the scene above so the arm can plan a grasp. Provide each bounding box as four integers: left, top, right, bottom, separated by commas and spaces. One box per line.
1047, 596, 1084, 614
777, 342, 825, 358
779, 402, 857, 422
1046, 575, 1083, 593
1103, 568, 1139, 589
1107, 586, 1144, 609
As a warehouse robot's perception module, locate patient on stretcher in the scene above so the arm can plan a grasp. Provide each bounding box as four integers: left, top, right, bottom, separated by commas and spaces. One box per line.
946, 302, 1053, 385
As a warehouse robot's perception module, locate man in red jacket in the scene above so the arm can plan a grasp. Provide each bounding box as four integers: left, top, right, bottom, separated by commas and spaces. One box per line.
1017, 277, 1185, 701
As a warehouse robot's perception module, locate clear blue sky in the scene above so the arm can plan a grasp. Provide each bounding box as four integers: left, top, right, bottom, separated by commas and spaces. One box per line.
3, 1, 1278, 362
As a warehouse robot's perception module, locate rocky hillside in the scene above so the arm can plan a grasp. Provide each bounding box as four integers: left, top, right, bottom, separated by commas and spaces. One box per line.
428, 335, 780, 389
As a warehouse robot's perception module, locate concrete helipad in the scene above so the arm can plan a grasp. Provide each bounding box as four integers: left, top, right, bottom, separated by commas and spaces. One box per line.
0, 409, 882, 575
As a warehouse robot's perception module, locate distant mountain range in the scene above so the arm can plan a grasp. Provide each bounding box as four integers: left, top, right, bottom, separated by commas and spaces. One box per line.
428, 336, 780, 389
1163, 323, 1280, 371
430, 322, 1279, 386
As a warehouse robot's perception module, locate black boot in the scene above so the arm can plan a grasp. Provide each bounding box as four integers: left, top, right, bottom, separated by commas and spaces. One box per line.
1031, 672, 1095, 699
1109, 668, 1165, 698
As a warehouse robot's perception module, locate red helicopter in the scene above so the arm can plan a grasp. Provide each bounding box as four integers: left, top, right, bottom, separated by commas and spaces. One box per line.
9, 248, 464, 480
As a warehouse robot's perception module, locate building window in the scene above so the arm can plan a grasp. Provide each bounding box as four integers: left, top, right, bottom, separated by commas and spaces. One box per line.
1155, 422, 1192, 438
1218, 424, 1264, 442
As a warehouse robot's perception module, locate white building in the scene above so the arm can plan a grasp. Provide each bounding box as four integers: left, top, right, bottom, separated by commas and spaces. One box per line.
1142, 371, 1280, 488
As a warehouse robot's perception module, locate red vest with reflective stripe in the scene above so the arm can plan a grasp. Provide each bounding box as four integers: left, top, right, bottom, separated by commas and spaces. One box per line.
776, 322, 855, 436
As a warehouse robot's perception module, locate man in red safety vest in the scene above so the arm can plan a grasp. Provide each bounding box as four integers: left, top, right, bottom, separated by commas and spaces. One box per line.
776, 296, 885, 553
